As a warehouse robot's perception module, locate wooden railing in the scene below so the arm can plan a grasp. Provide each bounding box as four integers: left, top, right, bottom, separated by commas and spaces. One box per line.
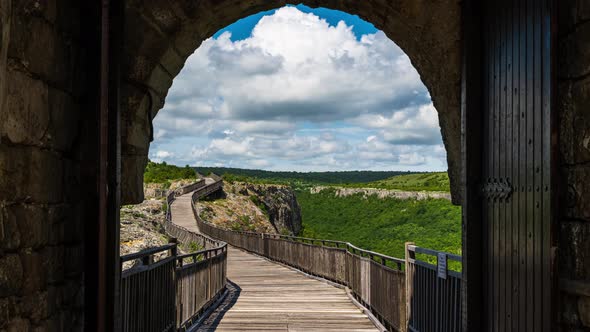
191, 181, 406, 331
175, 246, 227, 331
120, 176, 227, 331
192, 178, 463, 332
120, 244, 178, 332
405, 243, 462, 332
121, 177, 463, 332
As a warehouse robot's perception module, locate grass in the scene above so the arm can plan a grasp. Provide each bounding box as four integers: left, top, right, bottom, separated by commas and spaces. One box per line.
296, 188, 462, 265
144, 160, 197, 184
342, 172, 451, 192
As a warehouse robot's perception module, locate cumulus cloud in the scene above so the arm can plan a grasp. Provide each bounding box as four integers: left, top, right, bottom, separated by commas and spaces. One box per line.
151, 7, 446, 171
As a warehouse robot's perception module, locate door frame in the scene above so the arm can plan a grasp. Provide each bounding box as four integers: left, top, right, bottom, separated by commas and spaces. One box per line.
460, 0, 485, 330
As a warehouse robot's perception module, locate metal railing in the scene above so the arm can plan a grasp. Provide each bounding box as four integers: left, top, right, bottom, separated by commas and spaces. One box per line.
405, 243, 462, 332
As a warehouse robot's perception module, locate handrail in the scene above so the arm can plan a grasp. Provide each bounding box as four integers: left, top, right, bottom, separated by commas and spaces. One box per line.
120, 243, 177, 262
164, 176, 226, 251
191, 178, 405, 268
407, 244, 462, 263
121, 176, 229, 332
186, 177, 463, 332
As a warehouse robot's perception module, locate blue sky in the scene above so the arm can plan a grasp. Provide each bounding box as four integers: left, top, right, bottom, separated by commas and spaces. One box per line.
213, 5, 378, 41
150, 6, 447, 172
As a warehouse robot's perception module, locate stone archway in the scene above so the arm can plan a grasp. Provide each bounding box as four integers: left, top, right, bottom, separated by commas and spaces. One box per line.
120, 0, 462, 205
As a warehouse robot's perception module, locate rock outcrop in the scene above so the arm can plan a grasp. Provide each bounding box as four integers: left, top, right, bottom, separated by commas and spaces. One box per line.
199, 182, 302, 236
309, 186, 452, 201
120, 199, 190, 270
234, 182, 302, 236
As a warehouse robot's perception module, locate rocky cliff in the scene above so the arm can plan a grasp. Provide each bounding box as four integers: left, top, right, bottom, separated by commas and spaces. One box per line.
120, 199, 192, 269
309, 186, 452, 201
198, 182, 302, 235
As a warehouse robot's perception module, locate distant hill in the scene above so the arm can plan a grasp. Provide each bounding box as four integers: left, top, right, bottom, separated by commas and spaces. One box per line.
144, 160, 197, 184
193, 166, 419, 185
346, 172, 451, 192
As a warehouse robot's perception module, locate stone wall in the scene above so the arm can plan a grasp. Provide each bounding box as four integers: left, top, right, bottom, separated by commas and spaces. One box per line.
557, 1, 590, 330
120, 0, 463, 205
0, 1, 86, 330
0, 1, 587, 331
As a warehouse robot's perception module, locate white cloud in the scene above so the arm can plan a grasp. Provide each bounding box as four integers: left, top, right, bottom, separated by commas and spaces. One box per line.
150, 7, 445, 171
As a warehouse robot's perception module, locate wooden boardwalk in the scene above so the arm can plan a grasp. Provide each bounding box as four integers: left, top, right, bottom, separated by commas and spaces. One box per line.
170, 190, 379, 332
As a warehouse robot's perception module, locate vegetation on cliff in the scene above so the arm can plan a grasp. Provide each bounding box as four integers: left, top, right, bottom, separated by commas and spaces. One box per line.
143, 163, 459, 262
340, 172, 450, 192
205, 167, 450, 193
198, 182, 302, 235
196, 166, 417, 186
297, 188, 461, 260
144, 160, 197, 185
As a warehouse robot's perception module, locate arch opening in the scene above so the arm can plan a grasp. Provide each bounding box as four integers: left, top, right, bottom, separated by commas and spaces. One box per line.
150, 6, 447, 175
120, 0, 462, 205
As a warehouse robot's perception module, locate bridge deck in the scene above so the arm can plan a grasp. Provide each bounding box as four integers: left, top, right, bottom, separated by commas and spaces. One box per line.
170, 189, 379, 332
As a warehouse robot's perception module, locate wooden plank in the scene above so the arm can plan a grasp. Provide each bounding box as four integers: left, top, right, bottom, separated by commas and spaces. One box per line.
480, 0, 553, 330
196, 247, 379, 331
169, 193, 379, 331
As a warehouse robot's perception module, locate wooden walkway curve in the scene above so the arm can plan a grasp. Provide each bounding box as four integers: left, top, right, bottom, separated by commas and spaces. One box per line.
169, 189, 380, 332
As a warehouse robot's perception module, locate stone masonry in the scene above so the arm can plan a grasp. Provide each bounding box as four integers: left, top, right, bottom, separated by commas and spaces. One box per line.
0, 1, 86, 330
557, 1, 590, 330
120, 0, 463, 205
0, 0, 588, 331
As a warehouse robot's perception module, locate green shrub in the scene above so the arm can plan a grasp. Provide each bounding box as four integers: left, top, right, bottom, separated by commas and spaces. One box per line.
144, 160, 196, 184
296, 190, 462, 263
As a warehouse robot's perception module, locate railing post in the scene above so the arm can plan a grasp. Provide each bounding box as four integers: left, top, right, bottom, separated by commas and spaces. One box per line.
169, 238, 178, 257
405, 242, 414, 332
207, 251, 212, 300
142, 254, 153, 266
169, 238, 178, 331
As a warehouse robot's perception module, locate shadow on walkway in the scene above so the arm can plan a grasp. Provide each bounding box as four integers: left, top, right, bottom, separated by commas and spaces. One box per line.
195, 279, 242, 331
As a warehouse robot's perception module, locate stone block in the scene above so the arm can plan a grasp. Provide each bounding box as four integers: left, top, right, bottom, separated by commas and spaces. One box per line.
1, 69, 49, 145
564, 167, 590, 221
123, 8, 172, 82
0, 145, 64, 204
42, 247, 64, 284
0, 203, 21, 250
18, 249, 46, 294
62, 159, 82, 205
560, 292, 584, 328
5, 204, 46, 249
557, 0, 579, 33
8, 4, 81, 92
121, 154, 148, 204
0, 254, 23, 297
142, 0, 182, 35
63, 245, 83, 277
62, 205, 84, 244
558, 22, 590, 78
560, 221, 590, 280
146, 64, 174, 97
559, 78, 590, 165
159, 46, 186, 78
21, 290, 52, 323
4, 317, 30, 332
47, 88, 80, 152
0, 296, 17, 328
580, 296, 590, 327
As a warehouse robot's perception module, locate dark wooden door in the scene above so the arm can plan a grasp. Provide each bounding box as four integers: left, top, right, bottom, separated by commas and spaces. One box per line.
481, 0, 553, 331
